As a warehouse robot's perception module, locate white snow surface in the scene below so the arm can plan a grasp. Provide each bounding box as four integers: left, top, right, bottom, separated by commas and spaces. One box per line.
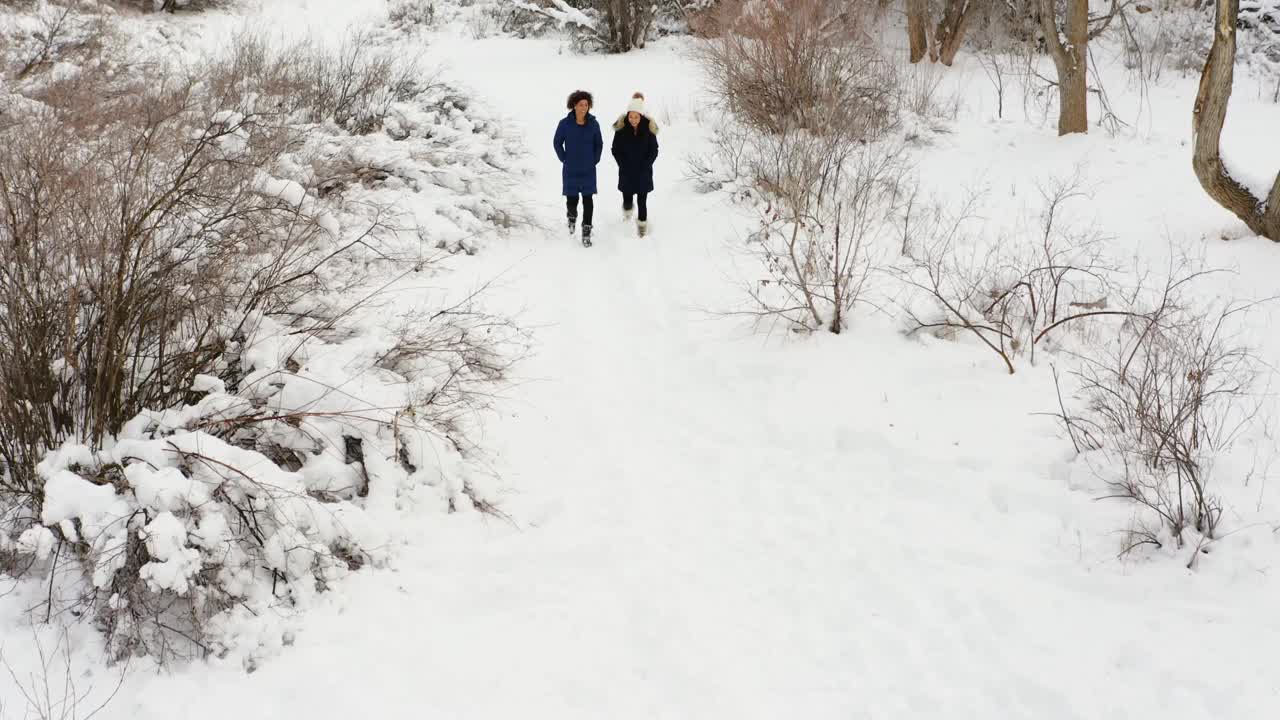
4, 2, 1280, 719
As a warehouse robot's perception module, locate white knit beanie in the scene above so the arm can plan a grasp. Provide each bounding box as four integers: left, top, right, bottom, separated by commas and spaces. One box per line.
626, 92, 647, 115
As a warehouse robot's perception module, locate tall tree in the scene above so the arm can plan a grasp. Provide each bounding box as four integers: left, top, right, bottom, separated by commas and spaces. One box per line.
907, 0, 936, 63
906, 0, 972, 65
1035, 0, 1121, 136
601, 0, 653, 52
933, 0, 974, 66
1036, 0, 1089, 135
1193, 0, 1280, 240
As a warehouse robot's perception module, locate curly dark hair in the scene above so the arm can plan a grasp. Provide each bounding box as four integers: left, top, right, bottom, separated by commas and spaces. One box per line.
566, 90, 594, 110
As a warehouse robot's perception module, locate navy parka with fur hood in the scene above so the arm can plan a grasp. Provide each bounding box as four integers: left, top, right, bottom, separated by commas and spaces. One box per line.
610, 114, 659, 194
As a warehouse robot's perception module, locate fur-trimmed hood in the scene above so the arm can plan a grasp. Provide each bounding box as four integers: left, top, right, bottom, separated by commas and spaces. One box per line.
613, 114, 659, 134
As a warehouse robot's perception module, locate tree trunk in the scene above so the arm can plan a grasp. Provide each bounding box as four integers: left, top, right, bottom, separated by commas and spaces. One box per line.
632, 1, 652, 49
906, 0, 935, 64
934, 0, 974, 66
1055, 56, 1088, 135
609, 0, 628, 53
603, 0, 650, 52
1037, 0, 1089, 135
1192, 0, 1280, 240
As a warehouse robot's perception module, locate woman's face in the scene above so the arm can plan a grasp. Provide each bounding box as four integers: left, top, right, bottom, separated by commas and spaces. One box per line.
627, 111, 641, 127
575, 99, 590, 116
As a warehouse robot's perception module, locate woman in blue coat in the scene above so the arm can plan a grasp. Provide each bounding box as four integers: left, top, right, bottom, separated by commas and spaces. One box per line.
553, 90, 604, 246
610, 92, 659, 238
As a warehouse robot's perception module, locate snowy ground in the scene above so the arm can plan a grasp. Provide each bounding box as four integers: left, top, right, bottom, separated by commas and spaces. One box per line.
4, 3, 1280, 719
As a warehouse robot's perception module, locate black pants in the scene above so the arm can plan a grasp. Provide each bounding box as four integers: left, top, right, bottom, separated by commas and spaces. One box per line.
567, 194, 594, 226
623, 192, 648, 222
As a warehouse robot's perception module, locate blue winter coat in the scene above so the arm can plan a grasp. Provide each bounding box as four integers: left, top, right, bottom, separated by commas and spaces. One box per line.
553, 111, 603, 196
611, 114, 659, 194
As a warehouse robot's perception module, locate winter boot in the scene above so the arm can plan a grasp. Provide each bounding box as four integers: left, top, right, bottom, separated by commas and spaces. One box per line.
637, 221, 647, 238
623, 207, 633, 221
567, 214, 577, 237
582, 224, 593, 247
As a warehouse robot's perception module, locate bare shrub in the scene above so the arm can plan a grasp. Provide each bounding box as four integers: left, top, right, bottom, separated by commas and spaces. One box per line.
975, 44, 1014, 119
373, 283, 530, 453
737, 128, 906, 334
899, 62, 945, 119
0, 625, 125, 720
694, 0, 896, 137
467, 4, 502, 38
1054, 290, 1264, 558
689, 1, 925, 333
1118, 3, 1209, 84
206, 31, 423, 135
898, 174, 1126, 373
11, 3, 99, 79
684, 121, 755, 193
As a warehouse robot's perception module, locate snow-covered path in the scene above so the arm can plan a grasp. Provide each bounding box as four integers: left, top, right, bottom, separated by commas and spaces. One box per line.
60, 33, 1280, 720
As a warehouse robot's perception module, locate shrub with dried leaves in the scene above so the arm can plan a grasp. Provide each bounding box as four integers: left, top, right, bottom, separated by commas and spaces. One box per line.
0, 19, 527, 666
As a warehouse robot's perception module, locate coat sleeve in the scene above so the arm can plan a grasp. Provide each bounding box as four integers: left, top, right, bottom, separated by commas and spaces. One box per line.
611, 128, 622, 164
593, 122, 603, 165
553, 120, 566, 163
648, 132, 659, 165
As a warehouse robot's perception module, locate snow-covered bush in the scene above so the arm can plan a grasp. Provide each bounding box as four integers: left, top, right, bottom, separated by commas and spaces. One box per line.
0, 1, 116, 85
388, 0, 437, 32
10, 311, 509, 663
0, 74, 344, 493
500, 0, 653, 52
1121, 1, 1280, 91
204, 31, 527, 254
0, 16, 527, 664
656, 0, 720, 36
450, 0, 708, 45
115, 0, 234, 11
1120, 2, 1214, 82
444, 0, 542, 39
206, 29, 423, 136
1239, 0, 1280, 96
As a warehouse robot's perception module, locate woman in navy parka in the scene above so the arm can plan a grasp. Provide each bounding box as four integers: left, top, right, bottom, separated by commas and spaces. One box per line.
554, 89, 604, 246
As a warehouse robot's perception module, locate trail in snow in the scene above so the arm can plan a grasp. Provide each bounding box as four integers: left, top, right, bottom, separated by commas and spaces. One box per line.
25, 32, 1280, 720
